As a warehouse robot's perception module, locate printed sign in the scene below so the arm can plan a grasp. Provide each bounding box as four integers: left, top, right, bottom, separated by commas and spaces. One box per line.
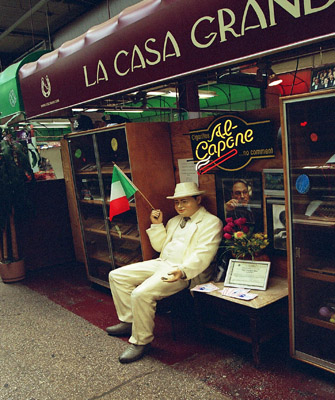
190, 116, 274, 172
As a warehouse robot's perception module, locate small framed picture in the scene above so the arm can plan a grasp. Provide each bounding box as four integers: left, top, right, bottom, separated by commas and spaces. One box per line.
311, 64, 335, 92
215, 171, 264, 233
266, 198, 286, 254
263, 169, 284, 196
224, 259, 271, 291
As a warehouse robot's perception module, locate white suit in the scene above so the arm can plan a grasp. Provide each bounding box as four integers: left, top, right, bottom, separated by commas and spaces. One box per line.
109, 206, 223, 345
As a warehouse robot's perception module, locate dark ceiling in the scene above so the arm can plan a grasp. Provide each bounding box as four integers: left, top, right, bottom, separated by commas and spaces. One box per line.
0, 0, 105, 70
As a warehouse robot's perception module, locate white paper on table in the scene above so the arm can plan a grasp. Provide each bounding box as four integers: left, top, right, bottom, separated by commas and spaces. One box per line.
220, 287, 258, 300
191, 283, 220, 293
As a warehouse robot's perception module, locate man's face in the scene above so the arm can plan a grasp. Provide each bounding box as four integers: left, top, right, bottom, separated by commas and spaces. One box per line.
174, 196, 201, 217
232, 182, 250, 205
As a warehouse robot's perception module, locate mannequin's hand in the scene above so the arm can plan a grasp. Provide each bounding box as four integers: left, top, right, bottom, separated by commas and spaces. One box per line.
161, 269, 183, 283
150, 209, 163, 224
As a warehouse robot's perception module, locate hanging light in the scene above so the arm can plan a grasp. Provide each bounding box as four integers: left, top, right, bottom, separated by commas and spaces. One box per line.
256, 61, 283, 87
268, 69, 283, 87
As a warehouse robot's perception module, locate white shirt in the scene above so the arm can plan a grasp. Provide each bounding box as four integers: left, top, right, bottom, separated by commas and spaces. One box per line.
149, 208, 202, 267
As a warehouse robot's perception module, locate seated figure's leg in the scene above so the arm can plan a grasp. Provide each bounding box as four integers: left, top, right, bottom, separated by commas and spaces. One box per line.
108, 259, 162, 323
129, 263, 189, 345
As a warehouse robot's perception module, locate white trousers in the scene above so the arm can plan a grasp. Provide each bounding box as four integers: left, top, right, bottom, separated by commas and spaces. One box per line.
109, 259, 189, 345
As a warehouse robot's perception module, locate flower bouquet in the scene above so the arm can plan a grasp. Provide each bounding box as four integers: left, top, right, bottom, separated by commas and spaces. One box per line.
222, 217, 269, 260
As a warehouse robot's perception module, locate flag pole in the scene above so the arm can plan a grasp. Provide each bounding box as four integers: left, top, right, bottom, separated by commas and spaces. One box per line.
114, 164, 156, 210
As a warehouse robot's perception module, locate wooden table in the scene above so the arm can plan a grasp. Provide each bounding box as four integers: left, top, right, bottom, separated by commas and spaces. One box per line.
193, 276, 288, 366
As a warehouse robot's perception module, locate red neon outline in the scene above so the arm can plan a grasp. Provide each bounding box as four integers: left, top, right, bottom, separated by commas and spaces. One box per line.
198, 149, 238, 175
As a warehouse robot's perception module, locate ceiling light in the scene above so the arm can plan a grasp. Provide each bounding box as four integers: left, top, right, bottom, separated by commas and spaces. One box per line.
72, 108, 84, 112
147, 89, 216, 99
198, 90, 217, 99
85, 108, 99, 112
268, 70, 283, 87
105, 109, 144, 113
27, 119, 72, 129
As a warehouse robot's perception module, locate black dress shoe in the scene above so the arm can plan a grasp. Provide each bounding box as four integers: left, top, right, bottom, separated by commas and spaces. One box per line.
119, 344, 151, 364
106, 322, 132, 336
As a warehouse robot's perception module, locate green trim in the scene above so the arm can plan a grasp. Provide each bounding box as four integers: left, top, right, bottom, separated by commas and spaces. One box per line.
0, 51, 48, 119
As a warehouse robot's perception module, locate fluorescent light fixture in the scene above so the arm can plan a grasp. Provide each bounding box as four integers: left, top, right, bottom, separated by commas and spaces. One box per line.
147, 90, 170, 96
42, 124, 71, 128
26, 119, 72, 129
50, 121, 71, 125
147, 88, 216, 99
198, 90, 217, 99
85, 108, 99, 112
72, 108, 84, 112
105, 109, 144, 113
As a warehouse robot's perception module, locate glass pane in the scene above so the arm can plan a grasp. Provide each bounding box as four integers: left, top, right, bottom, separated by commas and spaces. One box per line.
110, 207, 142, 268
285, 93, 335, 367
69, 134, 113, 283
94, 127, 142, 268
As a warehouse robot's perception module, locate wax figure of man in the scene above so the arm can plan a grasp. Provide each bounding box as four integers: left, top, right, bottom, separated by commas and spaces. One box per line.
107, 182, 223, 363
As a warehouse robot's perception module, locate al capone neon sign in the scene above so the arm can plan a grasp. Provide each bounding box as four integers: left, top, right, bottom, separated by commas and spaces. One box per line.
189, 115, 275, 172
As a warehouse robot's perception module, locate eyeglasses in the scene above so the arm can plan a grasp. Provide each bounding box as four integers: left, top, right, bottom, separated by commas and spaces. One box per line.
233, 190, 248, 197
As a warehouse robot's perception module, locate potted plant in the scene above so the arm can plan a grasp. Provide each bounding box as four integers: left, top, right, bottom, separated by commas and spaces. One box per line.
0, 127, 35, 282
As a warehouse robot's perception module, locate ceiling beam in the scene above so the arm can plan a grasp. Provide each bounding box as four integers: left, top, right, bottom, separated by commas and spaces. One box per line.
0, 0, 50, 43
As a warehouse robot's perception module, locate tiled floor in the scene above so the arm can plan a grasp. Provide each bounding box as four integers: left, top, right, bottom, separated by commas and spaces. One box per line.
17, 262, 335, 399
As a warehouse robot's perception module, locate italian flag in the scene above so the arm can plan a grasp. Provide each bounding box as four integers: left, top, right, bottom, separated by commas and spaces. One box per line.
109, 165, 137, 221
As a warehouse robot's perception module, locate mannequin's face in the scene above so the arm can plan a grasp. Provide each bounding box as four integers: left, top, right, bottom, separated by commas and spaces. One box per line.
174, 196, 201, 217
232, 182, 250, 205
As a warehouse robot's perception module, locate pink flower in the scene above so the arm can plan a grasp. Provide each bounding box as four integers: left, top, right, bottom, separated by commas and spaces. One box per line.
224, 233, 232, 240
242, 226, 249, 233
234, 217, 247, 227
225, 217, 234, 224
224, 225, 234, 233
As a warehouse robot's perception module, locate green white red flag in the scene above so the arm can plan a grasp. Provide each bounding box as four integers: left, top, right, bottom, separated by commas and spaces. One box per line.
109, 165, 137, 221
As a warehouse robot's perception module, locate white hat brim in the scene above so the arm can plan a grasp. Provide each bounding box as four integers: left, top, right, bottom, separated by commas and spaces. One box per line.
166, 190, 205, 199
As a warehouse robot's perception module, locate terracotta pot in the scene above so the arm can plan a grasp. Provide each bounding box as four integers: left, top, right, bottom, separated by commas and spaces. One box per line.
0, 259, 25, 283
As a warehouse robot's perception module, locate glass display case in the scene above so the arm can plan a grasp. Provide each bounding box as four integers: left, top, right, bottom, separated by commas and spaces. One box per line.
280, 89, 335, 373
68, 128, 142, 284
61, 123, 175, 288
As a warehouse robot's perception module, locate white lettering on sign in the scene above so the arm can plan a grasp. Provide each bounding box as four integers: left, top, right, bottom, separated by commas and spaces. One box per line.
191, 0, 335, 48
83, 59, 109, 87
82, 0, 334, 89
114, 31, 180, 78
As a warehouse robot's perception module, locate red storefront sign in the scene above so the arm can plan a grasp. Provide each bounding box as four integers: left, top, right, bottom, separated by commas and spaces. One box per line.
19, 0, 335, 118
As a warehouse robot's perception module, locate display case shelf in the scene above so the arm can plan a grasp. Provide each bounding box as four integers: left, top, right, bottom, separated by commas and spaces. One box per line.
299, 315, 335, 331
293, 217, 335, 227
80, 198, 136, 207
298, 269, 335, 282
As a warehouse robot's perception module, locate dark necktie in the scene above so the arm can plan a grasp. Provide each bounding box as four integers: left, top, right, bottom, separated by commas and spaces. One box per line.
180, 217, 190, 229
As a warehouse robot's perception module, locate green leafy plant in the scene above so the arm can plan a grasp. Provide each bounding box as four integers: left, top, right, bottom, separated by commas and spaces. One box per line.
0, 129, 35, 263
222, 217, 269, 260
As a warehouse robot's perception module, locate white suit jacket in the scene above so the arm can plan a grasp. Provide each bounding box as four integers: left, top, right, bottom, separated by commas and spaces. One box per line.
146, 206, 223, 288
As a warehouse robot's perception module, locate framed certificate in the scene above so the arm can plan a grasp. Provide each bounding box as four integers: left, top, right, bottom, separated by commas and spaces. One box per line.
224, 259, 271, 291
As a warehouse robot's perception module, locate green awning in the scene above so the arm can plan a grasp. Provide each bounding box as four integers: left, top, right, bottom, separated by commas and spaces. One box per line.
0, 51, 47, 120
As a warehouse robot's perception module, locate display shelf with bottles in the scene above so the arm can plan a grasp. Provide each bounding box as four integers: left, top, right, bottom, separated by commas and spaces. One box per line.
61, 122, 175, 288
280, 89, 335, 373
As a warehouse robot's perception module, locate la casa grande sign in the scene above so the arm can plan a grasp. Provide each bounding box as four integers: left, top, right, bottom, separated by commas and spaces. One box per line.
189, 116, 275, 172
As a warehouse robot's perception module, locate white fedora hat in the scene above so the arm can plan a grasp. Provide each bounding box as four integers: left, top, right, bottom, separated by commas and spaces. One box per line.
166, 182, 205, 199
